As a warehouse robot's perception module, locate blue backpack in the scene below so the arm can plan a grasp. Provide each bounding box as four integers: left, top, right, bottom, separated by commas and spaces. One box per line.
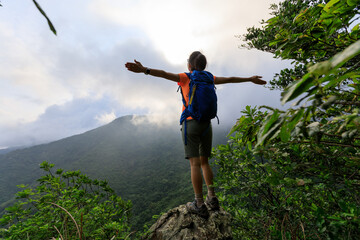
179, 70, 218, 144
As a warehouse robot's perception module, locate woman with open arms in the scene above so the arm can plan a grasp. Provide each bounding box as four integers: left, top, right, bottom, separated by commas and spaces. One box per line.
125, 51, 266, 218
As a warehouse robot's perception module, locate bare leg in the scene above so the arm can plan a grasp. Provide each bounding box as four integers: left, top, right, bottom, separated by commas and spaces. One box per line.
189, 157, 204, 206
186, 157, 209, 217
200, 156, 213, 186
200, 156, 216, 197
189, 157, 203, 195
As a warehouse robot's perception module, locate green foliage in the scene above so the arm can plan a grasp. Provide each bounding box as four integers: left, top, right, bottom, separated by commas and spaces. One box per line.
0, 162, 132, 239
214, 0, 360, 239
215, 106, 360, 239
243, 0, 360, 90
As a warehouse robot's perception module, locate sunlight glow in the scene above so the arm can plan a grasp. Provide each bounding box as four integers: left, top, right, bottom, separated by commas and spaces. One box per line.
91, 0, 236, 65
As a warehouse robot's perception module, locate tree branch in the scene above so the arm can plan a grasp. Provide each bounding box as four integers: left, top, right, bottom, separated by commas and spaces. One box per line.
334, 101, 360, 107
291, 140, 360, 149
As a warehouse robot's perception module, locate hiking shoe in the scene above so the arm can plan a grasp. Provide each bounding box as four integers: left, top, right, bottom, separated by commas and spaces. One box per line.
205, 196, 220, 211
186, 200, 209, 218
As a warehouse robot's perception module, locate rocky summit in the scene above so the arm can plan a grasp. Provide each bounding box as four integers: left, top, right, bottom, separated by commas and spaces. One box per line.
144, 204, 232, 240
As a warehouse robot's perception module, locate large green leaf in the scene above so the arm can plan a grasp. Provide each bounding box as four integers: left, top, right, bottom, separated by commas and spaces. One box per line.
323, 0, 340, 12
347, 0, 360, 7
281, 73, 315, 104
257, 110, 284, 146
228, 116, 246, 137
293, 8, 308, 23
309, 40, 360, 76
330, 40, 360, 69
262, 110, 281, 136
323, 71, 360, 90
280, 124, 291, 142
352, 23, 360, 32
280, 108, 306, 142
288, 108, 305, 132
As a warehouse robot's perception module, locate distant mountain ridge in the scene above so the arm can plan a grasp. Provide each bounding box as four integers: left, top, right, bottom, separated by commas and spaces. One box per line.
0, 115, 229, 229
0, 146, 25, 155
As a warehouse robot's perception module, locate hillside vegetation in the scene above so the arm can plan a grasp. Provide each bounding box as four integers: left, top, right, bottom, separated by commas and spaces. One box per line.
213, 0, 360, 239
0, 115, 228, 230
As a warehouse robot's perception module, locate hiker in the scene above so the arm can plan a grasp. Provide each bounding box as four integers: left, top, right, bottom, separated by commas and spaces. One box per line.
125, 51, 266, 217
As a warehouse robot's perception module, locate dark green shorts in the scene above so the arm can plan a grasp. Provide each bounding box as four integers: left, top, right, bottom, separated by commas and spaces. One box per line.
181, 120, 213, 159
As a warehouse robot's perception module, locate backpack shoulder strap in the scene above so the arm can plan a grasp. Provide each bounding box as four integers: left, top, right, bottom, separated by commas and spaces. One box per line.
179, 72, 192, 108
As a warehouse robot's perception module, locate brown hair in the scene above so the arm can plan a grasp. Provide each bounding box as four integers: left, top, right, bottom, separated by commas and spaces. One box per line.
188, 51, 207, 71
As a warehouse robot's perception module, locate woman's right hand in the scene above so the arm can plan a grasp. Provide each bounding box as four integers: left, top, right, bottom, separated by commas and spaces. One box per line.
125, 60, 146, 73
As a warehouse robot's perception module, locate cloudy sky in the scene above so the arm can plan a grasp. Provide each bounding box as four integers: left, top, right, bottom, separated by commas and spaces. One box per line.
0, 0, 290, 149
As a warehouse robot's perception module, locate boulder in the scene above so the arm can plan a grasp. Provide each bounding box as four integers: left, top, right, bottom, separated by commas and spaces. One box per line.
144, 204, 232, 240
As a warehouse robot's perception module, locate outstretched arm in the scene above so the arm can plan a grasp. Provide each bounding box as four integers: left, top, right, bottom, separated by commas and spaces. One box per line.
214, 76, 266, 85
125, 60, 180, 82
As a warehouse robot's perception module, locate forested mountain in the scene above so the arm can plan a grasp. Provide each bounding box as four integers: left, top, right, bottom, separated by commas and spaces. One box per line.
0, 115, 229, 229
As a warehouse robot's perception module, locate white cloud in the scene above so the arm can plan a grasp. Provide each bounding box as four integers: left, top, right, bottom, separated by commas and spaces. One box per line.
0, 0, 288, 148
95, 111, 116, 125
0, 96, 142, 148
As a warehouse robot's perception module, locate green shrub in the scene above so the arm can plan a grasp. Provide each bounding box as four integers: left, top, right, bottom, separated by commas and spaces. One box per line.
214, 0, 360, 238
0, 162, 133, 240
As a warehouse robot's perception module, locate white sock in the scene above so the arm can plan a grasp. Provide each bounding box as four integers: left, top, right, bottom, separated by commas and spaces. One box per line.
195, 193, 204, 206
207, 186, 215, 197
